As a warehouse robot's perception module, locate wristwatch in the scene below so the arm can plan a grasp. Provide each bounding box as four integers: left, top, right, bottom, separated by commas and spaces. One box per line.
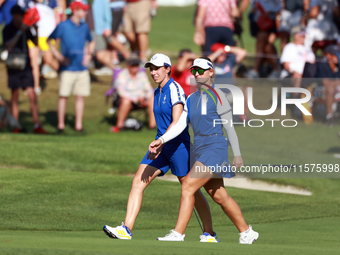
302, 10, 308, 17
224, 45, 231, 53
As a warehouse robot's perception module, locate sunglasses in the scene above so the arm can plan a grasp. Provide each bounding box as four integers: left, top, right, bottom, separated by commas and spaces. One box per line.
191, 68, 208, 75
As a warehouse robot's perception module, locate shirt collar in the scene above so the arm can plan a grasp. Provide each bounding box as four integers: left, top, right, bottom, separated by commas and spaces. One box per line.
160, 77, 174, 92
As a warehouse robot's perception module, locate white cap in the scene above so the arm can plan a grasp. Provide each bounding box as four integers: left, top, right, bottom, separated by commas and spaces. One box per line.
190, 58, 214, 70
144, 53, 171, 68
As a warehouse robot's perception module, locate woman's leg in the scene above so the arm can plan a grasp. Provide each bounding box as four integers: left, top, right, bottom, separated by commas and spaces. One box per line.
124, 164, 162, 230
177, 175, 213, 235
254, 31, 269, 72
203, 177, 248, 233
28, 46, 41, 91
116, 97, 133, 129
174, 161, 215, 234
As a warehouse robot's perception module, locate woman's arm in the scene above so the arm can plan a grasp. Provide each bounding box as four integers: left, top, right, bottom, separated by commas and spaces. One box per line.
148, 110, 188, 158
219, 108, 243, 168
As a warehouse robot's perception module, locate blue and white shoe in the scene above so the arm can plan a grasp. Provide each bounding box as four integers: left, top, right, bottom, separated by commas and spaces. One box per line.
239, 225, 259, 244
103, 222, 132, 240
199, 232, 220, 243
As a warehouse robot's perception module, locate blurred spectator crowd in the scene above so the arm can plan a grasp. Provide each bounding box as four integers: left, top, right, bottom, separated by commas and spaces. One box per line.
0, 0, 340, 133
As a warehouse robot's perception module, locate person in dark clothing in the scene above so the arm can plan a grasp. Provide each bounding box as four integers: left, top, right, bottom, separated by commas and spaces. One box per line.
2, 5, 47, 134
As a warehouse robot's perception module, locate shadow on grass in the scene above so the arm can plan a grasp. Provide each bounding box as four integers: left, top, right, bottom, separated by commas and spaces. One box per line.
18, 111, 75, 133
327, 147, 340, 153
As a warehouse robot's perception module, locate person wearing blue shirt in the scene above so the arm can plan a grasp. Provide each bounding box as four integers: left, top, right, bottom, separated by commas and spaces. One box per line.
103, 53, 220, 243
315, 44, 340, 126
149, 57, 259, 243
0, 0, 17, 28
91, 0, 129, 72
208, 43, 248, 121
47, 0, 95, 133
17, 0, 58, 9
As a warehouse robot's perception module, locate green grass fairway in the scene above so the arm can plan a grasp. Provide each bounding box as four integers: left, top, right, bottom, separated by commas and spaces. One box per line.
1, 5, 340, 254
0, 169, 339, 254
1, 218, 339, 255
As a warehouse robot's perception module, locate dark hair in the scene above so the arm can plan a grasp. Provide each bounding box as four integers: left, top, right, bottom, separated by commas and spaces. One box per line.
165, 66, 172, 77
178, 49, 192, 58
10, 5, 26, 15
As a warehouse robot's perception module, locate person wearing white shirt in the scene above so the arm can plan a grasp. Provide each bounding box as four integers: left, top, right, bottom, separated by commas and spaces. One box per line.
280, 25, 315, 96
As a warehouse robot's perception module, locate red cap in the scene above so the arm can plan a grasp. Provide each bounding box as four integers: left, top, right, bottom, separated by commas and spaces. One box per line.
211, 43, 226, 53
70, 0, 89, 12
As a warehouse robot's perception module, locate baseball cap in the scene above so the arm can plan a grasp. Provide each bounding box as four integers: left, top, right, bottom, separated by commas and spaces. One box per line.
11, 5, 26, 15
325, 44, 339, 55
190, 58, 214, 70
70, 0, 89, 12
144, 53, 171, 68
211, 43, 226, 52
291, 25, 306, 36
126, 53, 140, 66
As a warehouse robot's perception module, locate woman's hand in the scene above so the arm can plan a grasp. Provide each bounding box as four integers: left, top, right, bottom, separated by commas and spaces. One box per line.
147, 139, 163, 160
233, 156, 243, 169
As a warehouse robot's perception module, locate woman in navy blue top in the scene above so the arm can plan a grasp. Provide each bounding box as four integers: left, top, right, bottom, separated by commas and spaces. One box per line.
104, 54, 219, 242
150, 57, 259, 243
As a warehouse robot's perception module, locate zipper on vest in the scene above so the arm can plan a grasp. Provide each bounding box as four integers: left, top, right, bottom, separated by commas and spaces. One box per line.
158, 89, 162, 107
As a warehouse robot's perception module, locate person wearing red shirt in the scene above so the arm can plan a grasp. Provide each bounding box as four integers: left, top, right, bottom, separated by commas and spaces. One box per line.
172, 49, 197, 97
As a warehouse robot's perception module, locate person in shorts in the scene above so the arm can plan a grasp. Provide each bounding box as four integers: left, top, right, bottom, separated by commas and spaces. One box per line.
110, 54, 156, 133
3, 5, 47, 134
18, 0, 61, 94
123, 0, 157, 62
194, 0, 239, 56
280, 25, 315, 96
315, 44, 340, 126
91, 0, 130, 75
103, 53, 219, 243
247, 0, 281, 79
149, 57, 259, 244
47, 0, 94, 133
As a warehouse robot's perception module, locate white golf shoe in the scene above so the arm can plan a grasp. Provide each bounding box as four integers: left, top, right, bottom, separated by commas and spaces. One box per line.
157, 229, 185, 241
103, 222, 132, 240
199, 232, 220, 243
239, 225, 259, 244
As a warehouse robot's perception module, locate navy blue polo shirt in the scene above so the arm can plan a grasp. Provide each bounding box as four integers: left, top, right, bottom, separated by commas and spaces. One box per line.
214, 53, 237, 86
48, 19, 92, 72
154, 78, 190, 145
316, 58, 340, 79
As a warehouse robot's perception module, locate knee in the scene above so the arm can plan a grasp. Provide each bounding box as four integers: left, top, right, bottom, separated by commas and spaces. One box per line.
212, 192, 229, 206
131, 176, 146, 193
181, 180, 195, 198
120, 97, 132, 106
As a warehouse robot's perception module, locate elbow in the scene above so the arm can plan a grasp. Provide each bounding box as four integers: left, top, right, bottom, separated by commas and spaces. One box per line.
238, 50, 247, 63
